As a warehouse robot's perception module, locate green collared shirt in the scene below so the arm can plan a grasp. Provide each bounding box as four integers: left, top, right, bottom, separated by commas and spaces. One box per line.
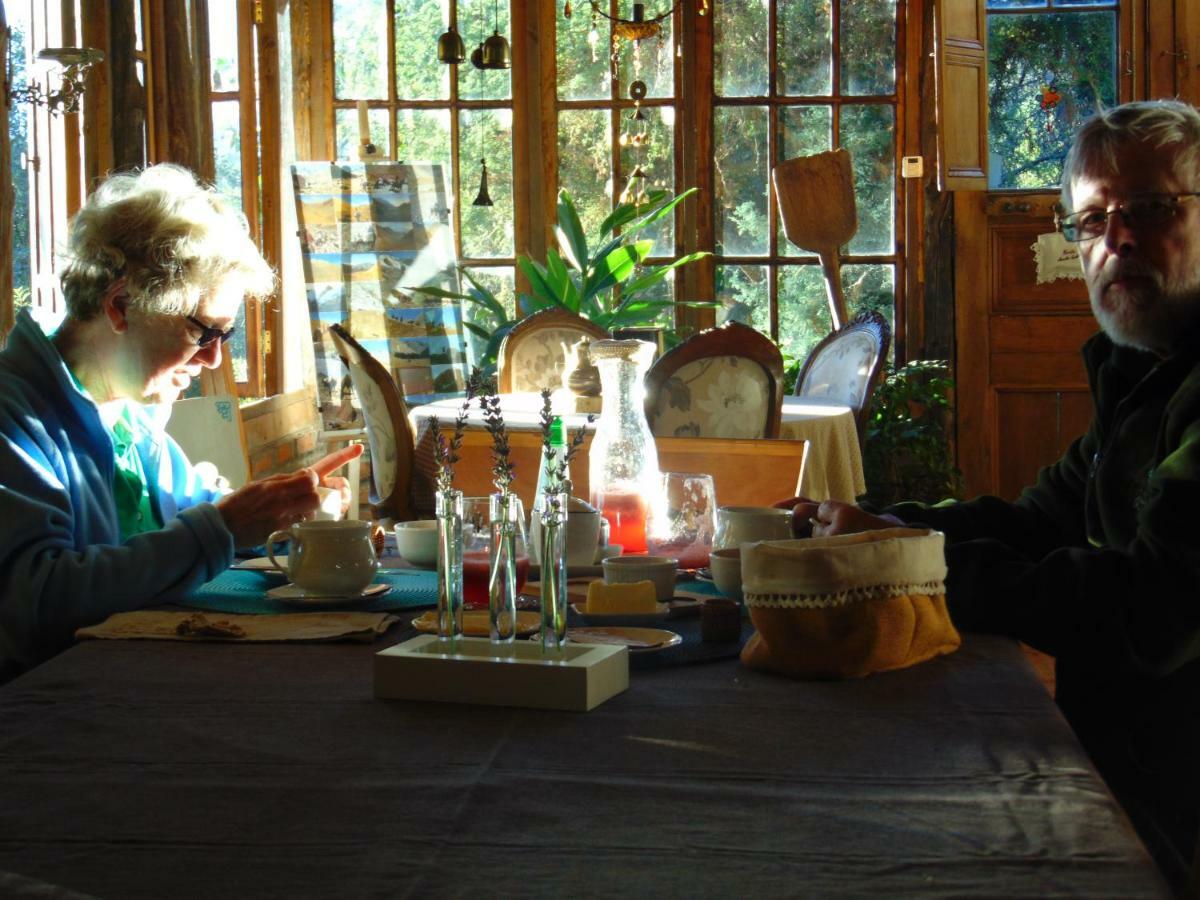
67, 370, 163, 540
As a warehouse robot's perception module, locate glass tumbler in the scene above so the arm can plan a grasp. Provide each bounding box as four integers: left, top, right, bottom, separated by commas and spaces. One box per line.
647, 472, 717, 569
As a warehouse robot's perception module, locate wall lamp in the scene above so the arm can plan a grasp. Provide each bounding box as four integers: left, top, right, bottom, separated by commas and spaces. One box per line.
6, 43, 104, 116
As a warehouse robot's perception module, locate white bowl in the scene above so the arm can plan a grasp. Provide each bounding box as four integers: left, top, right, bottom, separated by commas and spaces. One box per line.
709, 547, 743, 601
601, 554, 677, 601
393, 520, 439, 567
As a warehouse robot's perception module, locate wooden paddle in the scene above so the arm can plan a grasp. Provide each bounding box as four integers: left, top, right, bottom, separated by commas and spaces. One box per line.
772, 148, 858, 330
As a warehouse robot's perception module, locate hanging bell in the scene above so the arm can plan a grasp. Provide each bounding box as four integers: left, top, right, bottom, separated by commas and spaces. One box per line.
470, 43, 485, 69
436, 26, 466, 64
473, 159, 494, 207
480, 30, 512, 70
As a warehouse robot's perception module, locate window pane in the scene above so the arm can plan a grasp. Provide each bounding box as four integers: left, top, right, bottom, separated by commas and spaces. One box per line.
462, 265, 515, 364
778, 105, 832, 257
777, 265, 830, 362
714, 0, 768, 97
134, 0, 144, 51
778, 0, 832, 96
619, 106, 675, 253
208, 0, 239, 91
459, 108, 514, 259
841, 103, 895, 254
840, 0, 897, 96
211, 100, 244, 212
227, 302, 249, 383
399, 108, 451, 167
9, 19, 29, 297
334, 0, 388, 99
987, 0, 1046, 7
988, 11, 1116, 189
394, 0, 450, 100
335, 107, 391, 161
716, 264, 769, 336
558, 108, 612, 241
458, 0, 512, 101
617, 16, 674, 100
557, 2, 609, 101
842, 263, 894, 360
714, 105, 768, 256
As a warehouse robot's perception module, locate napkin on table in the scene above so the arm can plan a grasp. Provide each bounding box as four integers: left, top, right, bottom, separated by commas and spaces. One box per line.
76, 610, 400, 643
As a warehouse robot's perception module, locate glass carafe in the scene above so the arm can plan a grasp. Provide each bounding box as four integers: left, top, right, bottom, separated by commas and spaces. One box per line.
588, 339, 659, 554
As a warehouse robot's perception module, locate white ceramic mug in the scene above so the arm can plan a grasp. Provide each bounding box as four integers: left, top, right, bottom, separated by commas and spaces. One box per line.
394, 519, 439, 567
713, 506, 793, 550
312, 485, 344, 522
266, 520, 377, 595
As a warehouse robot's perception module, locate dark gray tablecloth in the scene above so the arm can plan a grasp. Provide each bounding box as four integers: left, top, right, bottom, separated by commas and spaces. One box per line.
0, 633, 1168, 898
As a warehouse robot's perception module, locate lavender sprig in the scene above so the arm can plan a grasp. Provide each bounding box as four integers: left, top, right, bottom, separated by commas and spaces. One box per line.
479, 386, 514, 495
537, 389, 593, 496
430, 368, 481, 493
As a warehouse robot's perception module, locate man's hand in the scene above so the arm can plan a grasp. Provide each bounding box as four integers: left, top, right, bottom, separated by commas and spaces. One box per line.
216, 445, 364, 549
772, 496, 903, 538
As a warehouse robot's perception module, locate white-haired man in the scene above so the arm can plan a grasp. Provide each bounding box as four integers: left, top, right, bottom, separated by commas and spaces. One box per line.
783, 100, 1200, 882
0, 165, 360, 678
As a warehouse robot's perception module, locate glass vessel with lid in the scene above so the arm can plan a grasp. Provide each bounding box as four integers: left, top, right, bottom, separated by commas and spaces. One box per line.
587, 339, 659, 554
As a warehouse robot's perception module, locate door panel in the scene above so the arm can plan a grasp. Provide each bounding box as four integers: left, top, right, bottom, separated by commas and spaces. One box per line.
955, 191, 1095, 500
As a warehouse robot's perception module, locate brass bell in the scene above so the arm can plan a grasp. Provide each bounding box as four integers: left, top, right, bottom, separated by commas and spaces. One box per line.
470, 43, 485, 69
473, 159, 494, 207
480, 30, 511, 70
436, 26, 466, 65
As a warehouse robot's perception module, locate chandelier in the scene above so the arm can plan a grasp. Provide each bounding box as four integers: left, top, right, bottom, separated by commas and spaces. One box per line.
564, 2, 708, 73
6, 46, 104, 116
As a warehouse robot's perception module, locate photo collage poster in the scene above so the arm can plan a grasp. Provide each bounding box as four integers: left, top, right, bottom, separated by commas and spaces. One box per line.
291, 162, 469, 430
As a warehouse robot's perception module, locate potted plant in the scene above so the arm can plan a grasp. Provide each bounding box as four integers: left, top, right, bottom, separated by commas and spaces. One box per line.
859, 360, 964, 508
414, 189, 712, 374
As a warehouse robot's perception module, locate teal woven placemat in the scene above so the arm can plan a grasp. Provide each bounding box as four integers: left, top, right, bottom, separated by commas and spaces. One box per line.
181, 568, 438, 615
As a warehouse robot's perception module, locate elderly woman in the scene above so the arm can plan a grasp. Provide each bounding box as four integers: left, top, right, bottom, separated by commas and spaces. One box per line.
0, 164, 360, 678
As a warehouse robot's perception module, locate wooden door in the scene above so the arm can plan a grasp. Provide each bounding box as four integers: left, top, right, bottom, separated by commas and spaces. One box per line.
954, 192, 1096, 500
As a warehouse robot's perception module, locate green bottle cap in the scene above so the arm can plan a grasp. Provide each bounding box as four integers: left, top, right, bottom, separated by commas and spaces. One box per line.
548, 415, 566, 447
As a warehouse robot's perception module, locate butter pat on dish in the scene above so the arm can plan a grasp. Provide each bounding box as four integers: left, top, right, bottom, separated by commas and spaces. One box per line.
586, 580, 659, 614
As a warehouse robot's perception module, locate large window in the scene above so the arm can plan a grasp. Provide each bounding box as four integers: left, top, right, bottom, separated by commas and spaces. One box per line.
711, 0, 901, 364
986, 0, 1118, 190
332, 1, 908, 369
332, 0, 517, 331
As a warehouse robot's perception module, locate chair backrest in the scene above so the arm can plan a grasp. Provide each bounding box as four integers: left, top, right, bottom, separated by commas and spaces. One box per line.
644, 321, 785, 439
496, 307, 610, 394
327, 322, 416, 523
793, 310, 891, 448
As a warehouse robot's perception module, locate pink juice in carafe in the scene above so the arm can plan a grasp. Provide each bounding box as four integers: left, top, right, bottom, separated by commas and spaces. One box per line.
597, 489, 650, 554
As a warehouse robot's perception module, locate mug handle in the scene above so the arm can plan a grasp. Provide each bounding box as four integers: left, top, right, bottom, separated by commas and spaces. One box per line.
265, 529, 292, 574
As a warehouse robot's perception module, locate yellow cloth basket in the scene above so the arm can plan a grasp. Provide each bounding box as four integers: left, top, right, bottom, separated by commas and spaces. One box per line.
739, 528, 960, 679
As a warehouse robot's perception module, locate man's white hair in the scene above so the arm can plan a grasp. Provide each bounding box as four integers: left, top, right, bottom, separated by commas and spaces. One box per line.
1061, 100, 1200, 209
59, 164, 275, 320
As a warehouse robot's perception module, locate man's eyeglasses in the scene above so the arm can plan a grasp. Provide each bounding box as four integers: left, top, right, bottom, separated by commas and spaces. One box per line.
185, 314, 237, 348
1056, 192, 1200, 242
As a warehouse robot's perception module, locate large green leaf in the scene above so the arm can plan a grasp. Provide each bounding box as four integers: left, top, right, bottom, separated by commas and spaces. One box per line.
517, 257, 568, 311
409, 284, 469, 302
597, 190, 670, 238
586, 240, 653, 300
620, 251, 711, 296
622, 188, 697, 238
544, 248, 582, 311
457, 269, 509, 322
555, 191, 589, 274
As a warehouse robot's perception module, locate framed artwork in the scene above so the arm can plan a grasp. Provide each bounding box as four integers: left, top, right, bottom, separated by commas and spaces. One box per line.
292, 162, 470, 430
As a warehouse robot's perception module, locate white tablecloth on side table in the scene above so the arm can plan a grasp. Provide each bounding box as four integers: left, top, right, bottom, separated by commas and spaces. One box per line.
408, 392, 864, 507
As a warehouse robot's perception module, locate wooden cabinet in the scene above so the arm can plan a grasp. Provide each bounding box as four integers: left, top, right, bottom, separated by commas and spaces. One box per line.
953, 192, 1095, 500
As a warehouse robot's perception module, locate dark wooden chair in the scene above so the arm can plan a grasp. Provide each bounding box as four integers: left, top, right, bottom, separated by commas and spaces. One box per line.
496, 307, 609, 394
644, 321, 785, 439
793, 310, 891, 450
327, 322, 417, 524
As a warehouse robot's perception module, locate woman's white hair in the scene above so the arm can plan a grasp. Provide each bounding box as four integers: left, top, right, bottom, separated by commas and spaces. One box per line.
1061, 100, 1200, 209
59, 164, 275, 320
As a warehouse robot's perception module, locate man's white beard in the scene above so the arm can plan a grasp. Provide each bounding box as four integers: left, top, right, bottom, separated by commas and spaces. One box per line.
1090, 259, 1200, 356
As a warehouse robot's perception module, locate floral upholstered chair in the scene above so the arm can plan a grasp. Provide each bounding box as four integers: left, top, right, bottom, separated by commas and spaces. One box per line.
328, 323, 417, 524
496, 308, 610, 394
793, 310, 891, 450
644, 321, 785, 439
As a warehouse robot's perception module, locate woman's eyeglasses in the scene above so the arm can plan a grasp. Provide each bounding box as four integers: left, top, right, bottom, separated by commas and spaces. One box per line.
1056, 192, 1200, 242
185, 315, 237, 347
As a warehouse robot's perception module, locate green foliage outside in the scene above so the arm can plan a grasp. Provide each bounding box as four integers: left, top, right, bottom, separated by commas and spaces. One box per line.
412, 189, 712, 374
987, 9, 1116, 190
859, 360, 964, 508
